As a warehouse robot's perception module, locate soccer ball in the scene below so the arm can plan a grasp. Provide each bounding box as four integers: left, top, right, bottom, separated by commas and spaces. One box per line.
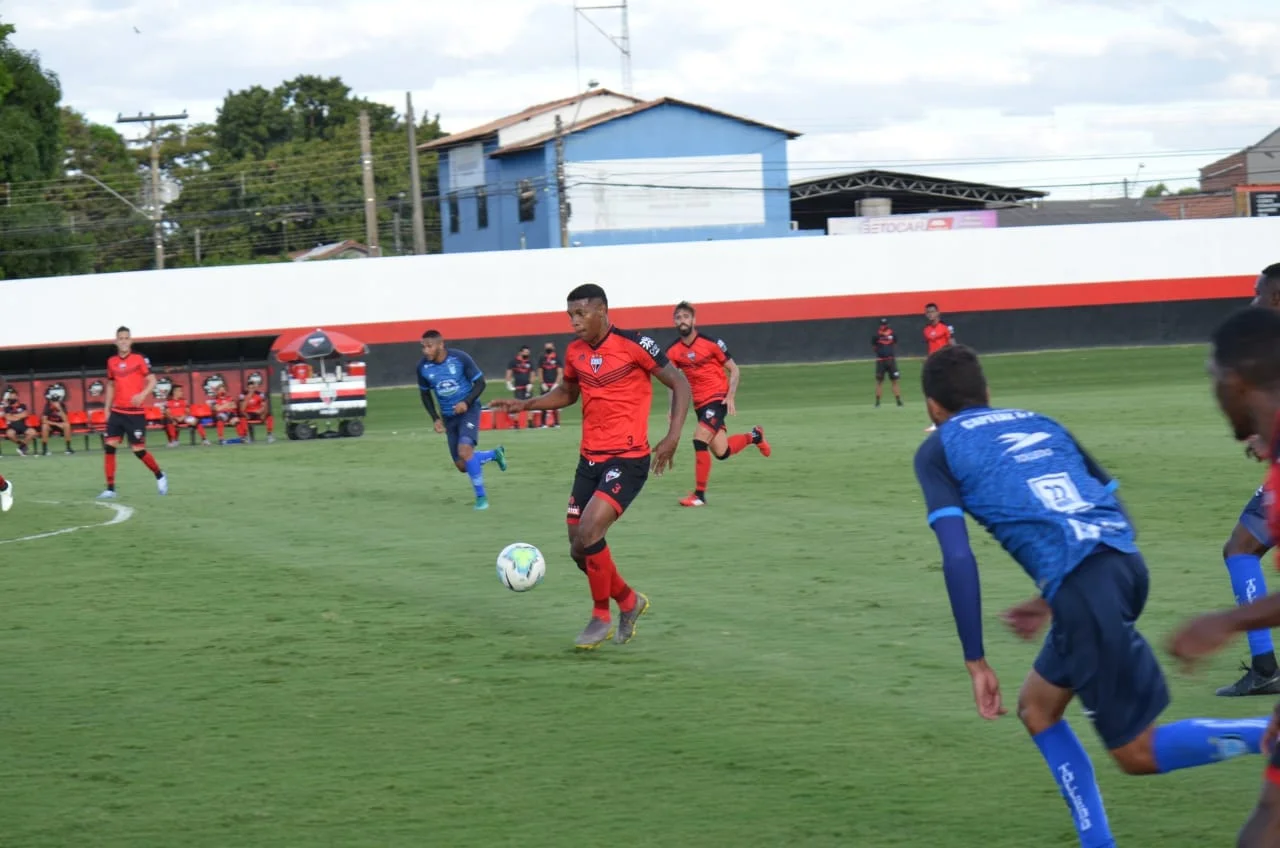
497, 542, 546, 592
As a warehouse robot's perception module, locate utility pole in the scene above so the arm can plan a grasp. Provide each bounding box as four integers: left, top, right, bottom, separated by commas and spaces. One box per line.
117, 110, 188, 270
405, 92, 428, 255
555, 115, 569, 248
194, 228, 202, 265
359, 110, 381, 257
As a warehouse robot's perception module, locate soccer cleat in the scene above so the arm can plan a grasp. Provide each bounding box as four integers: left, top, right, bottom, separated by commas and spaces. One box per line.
614, 592, 650, 644
679, 493, 706, 507
0, 480, 13, 512
474, 496, 489, 511
493, 445, 508, 472
752, 425, 772, 458
575, 616, 615, 649
896, 397, 904, 407
97, 489, 117, 500
157, 474, 168, 496
1215, 663, 1280, 697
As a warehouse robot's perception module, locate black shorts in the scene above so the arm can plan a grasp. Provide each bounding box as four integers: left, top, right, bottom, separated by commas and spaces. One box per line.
106, 411, 148, 446
7, 420, 28, 435
566, 454, 650, 523
695, 401, 729, 433
44, 418, 67, 434
876, 358, 900, 381
514, 385, 532, 401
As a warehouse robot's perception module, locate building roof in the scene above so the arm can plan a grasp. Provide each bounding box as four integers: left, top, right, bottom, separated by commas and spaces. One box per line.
996, 197, 1172, 228
790, 170, 1045, 206
289, 240, 370, 262
418, 89, 642, 152
421, 91, 801, 156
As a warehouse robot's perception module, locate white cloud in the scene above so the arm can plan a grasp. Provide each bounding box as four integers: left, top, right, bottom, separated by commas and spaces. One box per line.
6, 0, 1280, 200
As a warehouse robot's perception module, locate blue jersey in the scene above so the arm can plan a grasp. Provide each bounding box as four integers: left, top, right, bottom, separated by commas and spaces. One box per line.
914, 406, 1137, 599
417, 348, 483, 419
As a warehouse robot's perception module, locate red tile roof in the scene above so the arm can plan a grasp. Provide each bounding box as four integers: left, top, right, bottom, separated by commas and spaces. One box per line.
418, 89, 642, 151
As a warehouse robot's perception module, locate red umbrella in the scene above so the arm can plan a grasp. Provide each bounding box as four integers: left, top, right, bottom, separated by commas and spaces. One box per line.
273, 328, 369, 363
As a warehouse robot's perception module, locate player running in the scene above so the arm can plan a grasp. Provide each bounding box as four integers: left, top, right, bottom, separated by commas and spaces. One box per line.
0, 377, 16, 511
1209, 264, 1280, 698
99, 326, 168, 498
916, 343, 1268, 848
417, 329, 507, 510
490, 284, 692, 649
872, 318, 903, 407
665, 300, 770, 508
922, 303, 955, 432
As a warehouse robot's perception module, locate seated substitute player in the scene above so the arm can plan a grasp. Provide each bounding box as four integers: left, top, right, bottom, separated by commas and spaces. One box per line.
1170, 306, 1280, 848
239, 376, 275, 444
40, 392, 73, 455
872, 318, 903, 407
211, 385, 241, 444
1209, 265, 1280, 699
164, 385, 210, 447
537, 342, 562, 428
417, 329, 507, 510
98, 326, 167, 498
490, 283, 692, 649
916, 343, 1268, 848
665, 300, 770, 508
3, 389, 35, 456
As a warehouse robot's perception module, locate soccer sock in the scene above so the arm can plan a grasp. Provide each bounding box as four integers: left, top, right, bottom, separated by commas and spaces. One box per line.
265, 415, 274, 435
165, 423, 177, 442
236, 419, 248, 439
582, 539, 617, 620
0, 473, 8, 488
1152, 717, 1268, 773
1032, 721, 1115, 848
725, 433, 752, 456
474, 449, 496, 464
693, 440, 710, 499
1224, 554, 1277, 667
216, 421, 225, 439
195, 423, 207, 439
104, 445, 117, 490
136, 450, 163, 479
464, 453, 486, 499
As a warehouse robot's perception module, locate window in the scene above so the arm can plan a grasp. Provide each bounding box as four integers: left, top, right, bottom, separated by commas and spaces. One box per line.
517, 179, 536, 222
476, 187, 489, 230
448, 193, 459, 233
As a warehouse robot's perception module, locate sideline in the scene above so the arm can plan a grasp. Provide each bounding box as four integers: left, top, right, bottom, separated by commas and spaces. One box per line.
0, 500, 136, 546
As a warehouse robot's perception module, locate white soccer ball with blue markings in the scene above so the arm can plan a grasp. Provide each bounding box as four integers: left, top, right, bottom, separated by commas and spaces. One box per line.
497, 542, 546, 592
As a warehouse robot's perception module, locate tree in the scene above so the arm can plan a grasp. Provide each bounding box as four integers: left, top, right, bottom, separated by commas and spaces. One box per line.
0, 19, 90, 278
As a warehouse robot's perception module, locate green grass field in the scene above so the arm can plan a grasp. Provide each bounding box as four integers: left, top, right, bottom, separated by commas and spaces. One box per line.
0, 344, 1273, 847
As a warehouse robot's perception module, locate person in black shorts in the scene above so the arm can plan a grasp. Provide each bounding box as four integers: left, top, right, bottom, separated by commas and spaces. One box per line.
505, 345, 534, 427
872, 318, 903, 407
538, 342, 562, 428
3, 389, 35, 456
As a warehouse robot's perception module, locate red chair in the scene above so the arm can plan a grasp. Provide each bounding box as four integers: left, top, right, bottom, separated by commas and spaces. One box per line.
68, 410, 91, 450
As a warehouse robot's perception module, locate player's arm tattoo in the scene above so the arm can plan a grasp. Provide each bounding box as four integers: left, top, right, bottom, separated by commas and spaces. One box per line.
420, 388, 440, 421
653, 363, 692, 437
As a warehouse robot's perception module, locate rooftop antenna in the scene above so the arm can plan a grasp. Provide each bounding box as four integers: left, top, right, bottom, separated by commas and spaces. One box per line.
574, 0, 632, 94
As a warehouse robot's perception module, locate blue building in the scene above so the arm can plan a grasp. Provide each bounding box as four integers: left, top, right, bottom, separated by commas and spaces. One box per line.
420, 90, 801, 253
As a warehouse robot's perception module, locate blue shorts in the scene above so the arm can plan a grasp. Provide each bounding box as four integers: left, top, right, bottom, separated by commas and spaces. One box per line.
1034, 548, 1170, 750
444, 405, 481, 462
1239, 485, 1273, 548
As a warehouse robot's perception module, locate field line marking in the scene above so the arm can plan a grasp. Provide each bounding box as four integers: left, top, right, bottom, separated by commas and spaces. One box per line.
0, 501, 135, 546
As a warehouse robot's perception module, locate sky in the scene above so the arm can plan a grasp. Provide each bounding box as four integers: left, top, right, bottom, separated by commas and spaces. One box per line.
5, 0, 1280, 201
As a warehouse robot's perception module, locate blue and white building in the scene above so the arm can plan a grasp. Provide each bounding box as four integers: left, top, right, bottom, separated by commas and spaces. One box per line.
420, 90, 801, 253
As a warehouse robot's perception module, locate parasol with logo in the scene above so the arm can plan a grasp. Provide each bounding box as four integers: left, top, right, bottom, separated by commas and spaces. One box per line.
273, 328, 369, 363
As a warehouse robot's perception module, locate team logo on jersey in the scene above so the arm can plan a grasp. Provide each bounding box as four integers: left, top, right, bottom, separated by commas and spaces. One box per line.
686, 351, 696, 361
87, 379, 105, 398
153, 376, 174, 399
44, 383, 67, 402
202, 374, 225, 397
589, 354, 603, 373
998, 432, 1052, 454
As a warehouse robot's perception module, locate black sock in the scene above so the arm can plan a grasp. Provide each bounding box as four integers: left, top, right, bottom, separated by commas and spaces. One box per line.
695, 489, 706, 501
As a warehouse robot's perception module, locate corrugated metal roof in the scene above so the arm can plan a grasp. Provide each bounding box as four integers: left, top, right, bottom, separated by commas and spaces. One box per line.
418, 89, 642, 152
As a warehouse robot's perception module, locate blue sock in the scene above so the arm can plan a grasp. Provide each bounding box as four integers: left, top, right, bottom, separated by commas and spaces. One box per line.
1153, 717, 1268, 773
1032, 721, 1115, 848
1225, 554, 1275, 658
465, 454, 486, 498
474, 449, 495, 464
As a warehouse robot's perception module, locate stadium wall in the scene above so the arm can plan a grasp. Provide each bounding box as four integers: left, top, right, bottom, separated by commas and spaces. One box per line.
2, 217, 1274, 386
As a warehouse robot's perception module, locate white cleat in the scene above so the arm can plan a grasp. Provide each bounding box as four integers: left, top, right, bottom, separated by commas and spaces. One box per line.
97, 489, 117, 500
157, 474, 168, 496
0, 480, 13, 512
